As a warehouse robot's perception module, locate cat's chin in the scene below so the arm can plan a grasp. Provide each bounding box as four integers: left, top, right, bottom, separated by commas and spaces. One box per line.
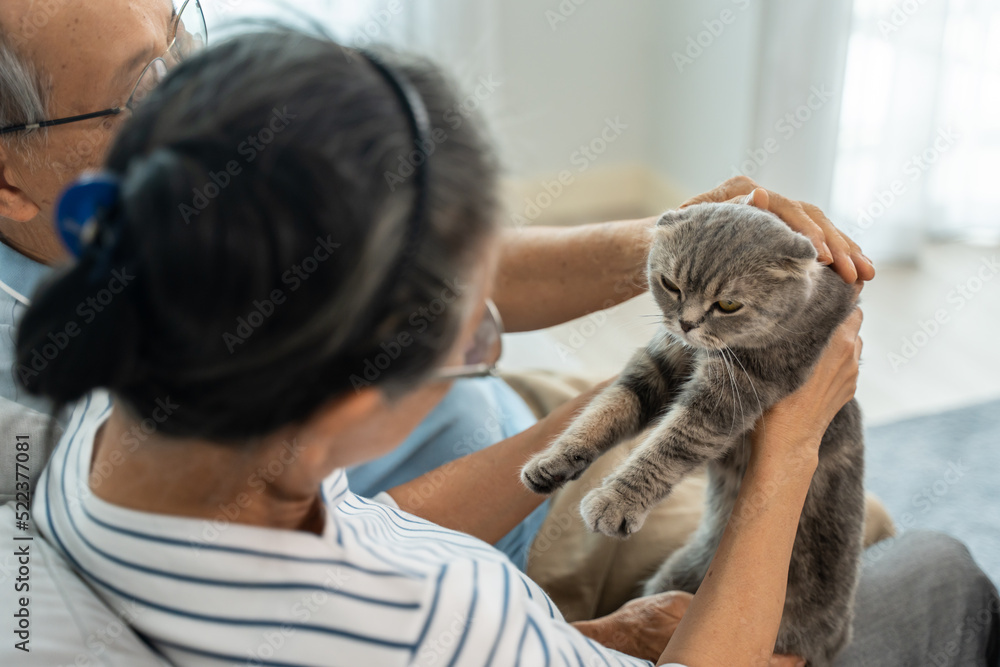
667, 328, 723, 351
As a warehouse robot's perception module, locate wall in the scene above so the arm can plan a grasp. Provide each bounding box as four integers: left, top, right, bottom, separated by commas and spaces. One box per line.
203, 0, 851, 223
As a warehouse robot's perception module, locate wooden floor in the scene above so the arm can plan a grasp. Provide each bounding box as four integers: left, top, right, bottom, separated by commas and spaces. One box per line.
501, 242, 1000, 426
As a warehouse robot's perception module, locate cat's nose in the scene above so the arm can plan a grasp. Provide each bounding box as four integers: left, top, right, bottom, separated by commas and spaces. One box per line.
680, 320, 697, 333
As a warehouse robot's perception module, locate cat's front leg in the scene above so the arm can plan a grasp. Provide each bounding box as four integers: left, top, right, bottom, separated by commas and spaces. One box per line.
581, 368, 764, 537
521, 342, 690, 494
521, 382, 647, 494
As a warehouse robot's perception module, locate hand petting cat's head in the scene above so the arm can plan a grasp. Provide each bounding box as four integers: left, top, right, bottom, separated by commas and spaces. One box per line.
648, 203, 820, 350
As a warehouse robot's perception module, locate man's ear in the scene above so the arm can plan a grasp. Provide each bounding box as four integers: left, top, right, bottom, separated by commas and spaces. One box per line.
0, 157, 41, 222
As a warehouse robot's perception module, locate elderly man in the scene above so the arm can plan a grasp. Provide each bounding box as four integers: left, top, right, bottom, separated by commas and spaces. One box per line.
0, 0, 202, 505
3, 3, 997, 667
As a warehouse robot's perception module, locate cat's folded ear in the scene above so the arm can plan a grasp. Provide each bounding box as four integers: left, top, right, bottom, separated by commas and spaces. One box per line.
656, 209, 689, 227
768, 232, 819, 277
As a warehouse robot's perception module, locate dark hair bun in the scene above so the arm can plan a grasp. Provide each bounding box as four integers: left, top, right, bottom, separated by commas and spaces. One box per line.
15, 28, 499, 441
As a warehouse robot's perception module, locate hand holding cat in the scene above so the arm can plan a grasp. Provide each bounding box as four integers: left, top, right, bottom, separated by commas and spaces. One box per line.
573, 590, 807, 666
753, 306, 864, 468
681, 175, 875, 287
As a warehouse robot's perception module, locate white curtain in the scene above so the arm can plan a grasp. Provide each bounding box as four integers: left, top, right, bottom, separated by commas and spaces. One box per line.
202, 0, 509, 155
830, 0, 1000, 261
203, 0, 999, 262
739, 0, 1000, 262
203, 0, 502, 83
743, 0, 856, 211
203, 0, 383, 41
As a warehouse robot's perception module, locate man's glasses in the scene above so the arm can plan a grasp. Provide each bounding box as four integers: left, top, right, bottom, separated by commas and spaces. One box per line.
433, 300, 504, 381
0, 0, 207, 136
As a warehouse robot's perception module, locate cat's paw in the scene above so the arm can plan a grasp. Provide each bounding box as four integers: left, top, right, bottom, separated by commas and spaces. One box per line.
580, 486, 650, 538
521, 444, 594, 494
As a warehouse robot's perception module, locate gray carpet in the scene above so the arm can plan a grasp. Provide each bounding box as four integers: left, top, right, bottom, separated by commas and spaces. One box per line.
865, 398, 1000, 586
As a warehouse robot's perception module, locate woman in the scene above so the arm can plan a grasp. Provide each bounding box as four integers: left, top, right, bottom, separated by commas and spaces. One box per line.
19, 29, 998, 666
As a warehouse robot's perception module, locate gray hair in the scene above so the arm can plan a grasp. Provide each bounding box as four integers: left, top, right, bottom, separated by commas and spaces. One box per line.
0, 29, 49, 154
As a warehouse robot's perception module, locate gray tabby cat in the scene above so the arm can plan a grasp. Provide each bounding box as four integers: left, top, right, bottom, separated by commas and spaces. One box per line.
521, 202, 865, 666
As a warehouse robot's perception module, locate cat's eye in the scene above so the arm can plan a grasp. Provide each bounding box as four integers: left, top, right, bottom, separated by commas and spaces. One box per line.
659, 275, 680, 293
716, 299, 743, 313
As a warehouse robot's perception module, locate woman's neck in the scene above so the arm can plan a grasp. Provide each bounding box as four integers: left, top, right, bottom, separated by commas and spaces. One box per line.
89, 407, 328, 535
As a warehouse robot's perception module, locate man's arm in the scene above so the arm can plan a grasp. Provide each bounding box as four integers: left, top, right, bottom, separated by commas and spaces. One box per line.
494, 177, 875, 334
385, 381, 608, 544
494, 219, 655, 333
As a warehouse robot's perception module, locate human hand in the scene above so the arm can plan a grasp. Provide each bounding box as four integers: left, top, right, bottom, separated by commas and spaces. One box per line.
754, 307, 863, 465
573, 591, 692, 661
681, 176, 875, 285
573, 592, 807, 665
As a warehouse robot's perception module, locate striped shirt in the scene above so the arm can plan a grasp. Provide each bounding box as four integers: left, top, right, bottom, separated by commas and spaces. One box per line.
33, 393, 669, 667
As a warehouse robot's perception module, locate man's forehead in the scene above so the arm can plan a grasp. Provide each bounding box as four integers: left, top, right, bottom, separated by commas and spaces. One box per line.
2, 0, 174, 111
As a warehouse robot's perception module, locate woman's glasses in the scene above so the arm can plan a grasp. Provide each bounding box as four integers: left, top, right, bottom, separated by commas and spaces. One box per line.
433, 300, 504, 381
0, 0, 207, 136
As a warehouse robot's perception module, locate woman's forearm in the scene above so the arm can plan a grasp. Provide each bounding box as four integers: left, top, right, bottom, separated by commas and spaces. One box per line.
494, 219, 654, 333
386, 383, 604, 543
658, 443, 818, 667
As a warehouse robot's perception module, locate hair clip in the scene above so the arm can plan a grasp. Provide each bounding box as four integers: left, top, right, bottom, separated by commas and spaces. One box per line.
55, 172, 121, 258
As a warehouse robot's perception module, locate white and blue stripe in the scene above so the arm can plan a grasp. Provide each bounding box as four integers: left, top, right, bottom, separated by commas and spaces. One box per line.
33, 393, 655, 666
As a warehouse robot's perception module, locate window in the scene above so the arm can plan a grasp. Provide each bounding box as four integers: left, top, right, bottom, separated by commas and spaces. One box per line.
831, 0, 1000, 259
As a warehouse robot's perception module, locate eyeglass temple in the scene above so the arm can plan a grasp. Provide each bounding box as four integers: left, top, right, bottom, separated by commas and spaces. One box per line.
0, 108, 123, 135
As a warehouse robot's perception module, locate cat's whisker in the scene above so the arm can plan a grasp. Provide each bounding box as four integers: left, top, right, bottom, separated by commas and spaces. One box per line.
719, 349, 741, 439
707, 363, 728, 415
727, 350, 747, 436
772, 321, 809, 336
725, 345, 764, 421
727, 350, 748, 425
